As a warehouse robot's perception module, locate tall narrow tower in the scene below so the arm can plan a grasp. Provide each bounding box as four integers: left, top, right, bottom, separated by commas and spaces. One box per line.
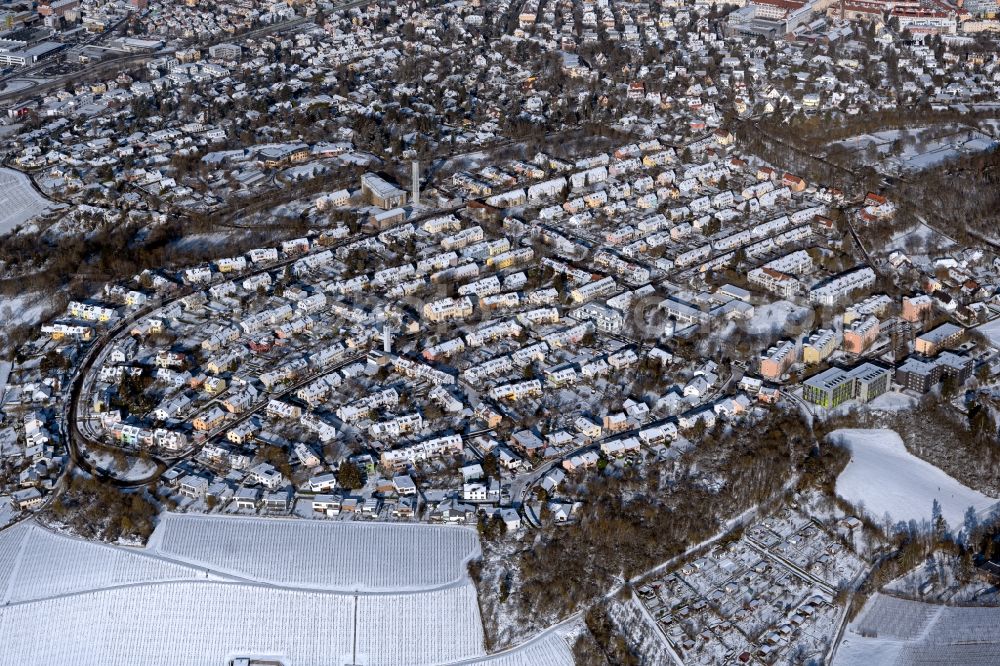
383, 323, 393, 354
411, 160, 420, 206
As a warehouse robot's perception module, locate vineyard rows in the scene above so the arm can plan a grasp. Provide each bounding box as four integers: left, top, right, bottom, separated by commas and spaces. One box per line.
356, 582, 485, 665
0, 579, 490, 666
4, 523, 202, 603
853, 593, 942, 641
0, 522, 27, 602
837, 594, 1000, 665
463, 632, 575, 666
147, 513, 480, 591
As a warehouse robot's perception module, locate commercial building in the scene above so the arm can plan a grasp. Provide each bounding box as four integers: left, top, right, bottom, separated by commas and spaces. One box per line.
802, 363, 891, 409
0, 41, 63, 67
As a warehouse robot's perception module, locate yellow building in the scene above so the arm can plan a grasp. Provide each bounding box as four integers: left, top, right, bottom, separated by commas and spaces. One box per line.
803, 329, 837, 364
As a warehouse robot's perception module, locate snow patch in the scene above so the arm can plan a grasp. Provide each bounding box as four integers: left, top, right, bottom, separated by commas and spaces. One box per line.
832, 429, 997, 529
0, 168, 56, 234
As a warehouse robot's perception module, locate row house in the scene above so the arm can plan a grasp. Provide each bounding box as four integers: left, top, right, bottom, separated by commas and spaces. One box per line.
486, 247, 534, 270
296, 373, 342, 407
465, 320, 523, 347
463, 356, 515, 384
423, 338, 465, 361
423, 296, 474, 323
570, 276, 618, 304
41, 323, 93, 341
391, 356, 455, 385
809, 268, 877, 306
489, 379, 543, 401
517, 308, 560, 328
247, 247, 279, 263
302, 413, 339, 443
543, 322, 593, 348
69, 300, 115, 322
336, 388, 399, 423
380, 434, 463, 471
258, 357, 309, 391
369, 413, 424, 440
480, 292, 521, 311
266, 399, 302, 419
429, 385, 463, 413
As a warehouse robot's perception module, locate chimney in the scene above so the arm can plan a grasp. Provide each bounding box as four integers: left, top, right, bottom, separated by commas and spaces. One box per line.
411, 160, 420, 206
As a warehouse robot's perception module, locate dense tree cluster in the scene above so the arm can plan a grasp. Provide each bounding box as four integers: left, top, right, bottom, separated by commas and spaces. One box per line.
47, 474, 158, 543
475, 410, 845, 648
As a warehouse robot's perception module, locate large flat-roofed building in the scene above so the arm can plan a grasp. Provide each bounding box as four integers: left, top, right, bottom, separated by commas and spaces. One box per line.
803, 367, 854, 409
915, 322, 964, 356
659, 296, 706, 325
208, 43, 241, 60
895, 356, 939, 393
895, 351, 974, 393
361, 173, 407, 210
851, 363, 891, 402
803, 362, 891, 409
0, 41, 63, 67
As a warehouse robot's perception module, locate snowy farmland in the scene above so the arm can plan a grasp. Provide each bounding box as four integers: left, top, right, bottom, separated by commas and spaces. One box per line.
147, 513, 481, 591
0, 522, 204, 604
0, 518, 497, 666
0, 579, 487, 666
832, 429, 998, 529
0, 167, 54, 234
834, 592, 1000, 666
458, 631, 575, 665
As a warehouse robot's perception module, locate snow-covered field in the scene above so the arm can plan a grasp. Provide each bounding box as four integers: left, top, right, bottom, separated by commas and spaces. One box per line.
459, 631, 575, 665
355, 583, 486, 664
0, 293, 57, 333
147, 513, 481, 591
975, 317, 1000, 349
830, 127, 997, 173
0, 580, 479, 666
0, 518, 496, 665
832, 429, 997, 529
834, 593, 1000, 665
866, 392, 917, 413
0, 167, 54, 234
744, 299, 811, 335
0, 522, 204, 604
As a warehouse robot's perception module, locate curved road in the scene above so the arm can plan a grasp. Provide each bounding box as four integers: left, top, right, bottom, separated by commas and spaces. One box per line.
60, 199, 469, 488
